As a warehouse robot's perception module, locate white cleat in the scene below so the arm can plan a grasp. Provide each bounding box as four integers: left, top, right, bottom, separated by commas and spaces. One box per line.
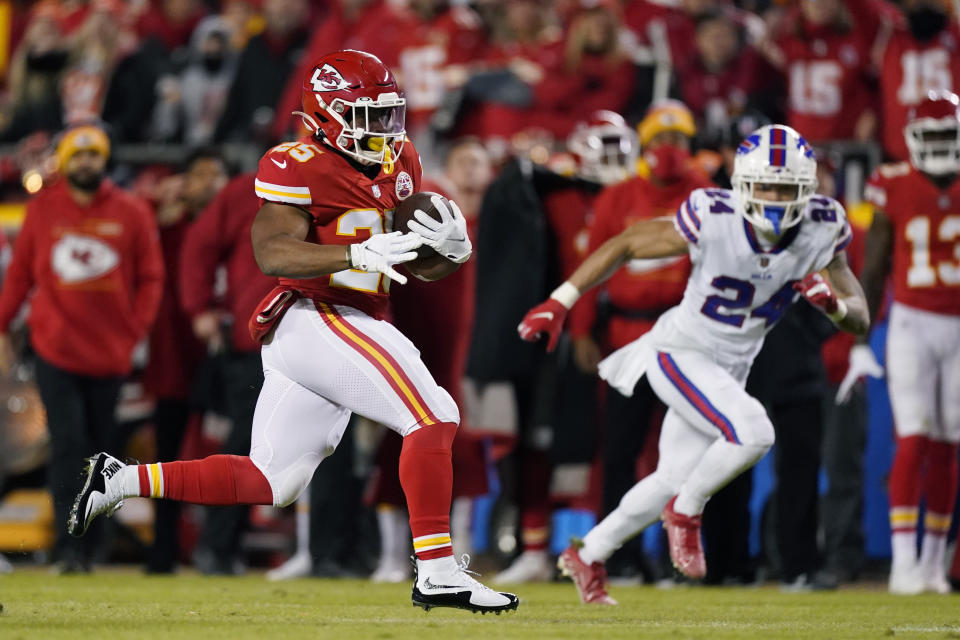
67, 452, 126, 537
921, 563, 952, 595
889, 560, 925, 596
371, 557, 412, 583
266, 551, 312, 581
412, 555, 519, 614
494, 550, 554, 584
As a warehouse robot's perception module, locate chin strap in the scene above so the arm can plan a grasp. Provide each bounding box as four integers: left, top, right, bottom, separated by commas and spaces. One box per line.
293, 110, 321, 135
763, 206, 785, 235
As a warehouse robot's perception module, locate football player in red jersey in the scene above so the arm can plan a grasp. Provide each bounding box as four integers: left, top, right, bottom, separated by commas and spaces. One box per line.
860, 91, 960, 594
68, 50, 518, 614
758, 0, 879, 143
877, 0, 960, 161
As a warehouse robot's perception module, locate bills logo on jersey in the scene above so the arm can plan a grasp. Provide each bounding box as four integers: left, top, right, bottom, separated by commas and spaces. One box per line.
311, 64, 350, 92
52, 233, 119, 284
395, 171, 413, 200
736, 134, 761, 156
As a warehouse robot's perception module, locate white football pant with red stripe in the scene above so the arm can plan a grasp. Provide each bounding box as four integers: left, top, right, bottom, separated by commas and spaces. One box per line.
580, 348, 773, 566
249, 299, 459, 508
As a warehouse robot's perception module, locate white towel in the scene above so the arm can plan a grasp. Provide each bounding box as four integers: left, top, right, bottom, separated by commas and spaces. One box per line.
597, 333, 654, 397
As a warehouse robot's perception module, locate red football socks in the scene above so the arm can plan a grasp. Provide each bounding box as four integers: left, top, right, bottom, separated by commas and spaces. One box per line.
924, 440, 959, 535
400, 422, 457, 561
138, 455, 273, 505
520, 448, 552, 552
889, 435, 929, 533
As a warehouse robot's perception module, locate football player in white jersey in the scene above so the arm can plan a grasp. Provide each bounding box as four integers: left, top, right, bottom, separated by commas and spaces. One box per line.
518, 124, 869, 604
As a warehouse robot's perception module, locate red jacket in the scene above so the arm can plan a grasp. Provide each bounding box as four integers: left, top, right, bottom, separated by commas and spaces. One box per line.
179, 173, 276, 353
0, 179, 164, 377
142, 219, 205, 399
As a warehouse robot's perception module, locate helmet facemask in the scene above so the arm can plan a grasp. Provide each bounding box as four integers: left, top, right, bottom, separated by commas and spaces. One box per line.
731, 175, 817, 235
731, 125, 818, 237
568, 126, 638, 185
905, 117, 960, 176
298, 92, 407, 166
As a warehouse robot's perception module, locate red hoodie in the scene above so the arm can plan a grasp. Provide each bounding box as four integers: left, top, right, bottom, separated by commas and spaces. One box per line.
178, 173, 275, 353
0, 179, 164, 377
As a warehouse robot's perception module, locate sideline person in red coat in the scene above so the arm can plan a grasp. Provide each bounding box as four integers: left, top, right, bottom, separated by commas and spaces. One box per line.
176, 170, 276, 574
0, 123, 164, 573
141, 147, 228, 574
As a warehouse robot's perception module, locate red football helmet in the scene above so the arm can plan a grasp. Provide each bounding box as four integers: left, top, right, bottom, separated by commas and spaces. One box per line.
297, 50, 406, 165
904, 90, 960, 175
566, 110, 637, 184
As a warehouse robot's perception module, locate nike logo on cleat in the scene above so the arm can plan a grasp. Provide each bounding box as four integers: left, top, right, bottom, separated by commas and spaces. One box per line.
271, 158, 287, 169
422, 578, 464, 591
102, 461, 122, 479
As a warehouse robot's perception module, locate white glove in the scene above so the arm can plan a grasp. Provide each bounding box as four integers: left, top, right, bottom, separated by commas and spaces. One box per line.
835, 344, 884, 405
349, 231, 423, 285
406, 195, 472, 263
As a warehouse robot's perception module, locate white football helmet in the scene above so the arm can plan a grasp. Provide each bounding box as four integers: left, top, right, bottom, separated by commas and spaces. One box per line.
567, 110, 638, 185
904, 90, 960, 176
731, 124, 818, 235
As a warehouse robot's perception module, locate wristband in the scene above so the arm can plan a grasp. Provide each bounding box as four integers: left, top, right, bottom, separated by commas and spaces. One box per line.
550, 282, 580, 309
347, 245, 356, 269
827, 298, 847, 323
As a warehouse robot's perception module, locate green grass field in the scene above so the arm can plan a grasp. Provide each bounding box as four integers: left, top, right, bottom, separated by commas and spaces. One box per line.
1, 568, 958, 639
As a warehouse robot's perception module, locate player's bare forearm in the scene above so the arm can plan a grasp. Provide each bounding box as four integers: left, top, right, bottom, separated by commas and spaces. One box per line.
251, 202, 350, 278
567, 218, 687, 294
822, 252, 870, 336
858, 211, 893, 336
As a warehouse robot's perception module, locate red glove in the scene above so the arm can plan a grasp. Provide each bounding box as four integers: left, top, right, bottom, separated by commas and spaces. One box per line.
793, 273, 838, 315
518, 299, 569, 352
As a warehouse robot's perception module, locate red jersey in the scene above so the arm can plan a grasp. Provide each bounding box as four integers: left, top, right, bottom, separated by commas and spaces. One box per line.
541, 186, 596, 281
254, 137, 423, 320
679, 49, 763, 125
0, 179, 164, 376
623, 1, 696, 71
864, 162, 960, 316
778, 23, 875, 142
569, 170, 713, 349
534, 53, 637, 138
880, 25, 960, 161
180, 173, 276, 353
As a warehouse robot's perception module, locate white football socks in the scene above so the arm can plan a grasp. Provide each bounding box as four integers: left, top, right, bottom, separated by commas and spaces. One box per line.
891, 531, 917, 567
919, 532, 945, 574
580, 473, 674, 565
417, 554, 458, 579
119, 465, 141, 498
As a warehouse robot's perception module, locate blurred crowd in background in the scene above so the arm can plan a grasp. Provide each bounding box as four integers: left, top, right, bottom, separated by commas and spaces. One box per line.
0, 0, 958, 592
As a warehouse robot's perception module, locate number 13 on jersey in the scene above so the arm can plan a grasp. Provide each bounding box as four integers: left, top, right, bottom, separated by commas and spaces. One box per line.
905, 214, 960, 287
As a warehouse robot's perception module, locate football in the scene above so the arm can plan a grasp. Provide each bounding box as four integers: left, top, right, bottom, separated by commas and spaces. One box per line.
392, 191, 459, 281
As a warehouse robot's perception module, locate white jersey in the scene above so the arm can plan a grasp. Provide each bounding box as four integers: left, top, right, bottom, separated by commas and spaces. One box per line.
656, 187, 851, 366
600, 187, 851, 394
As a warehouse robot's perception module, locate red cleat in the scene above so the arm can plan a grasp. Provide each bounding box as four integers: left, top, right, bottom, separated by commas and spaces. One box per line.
557, 545, 618, 605
662, 497, 706, 579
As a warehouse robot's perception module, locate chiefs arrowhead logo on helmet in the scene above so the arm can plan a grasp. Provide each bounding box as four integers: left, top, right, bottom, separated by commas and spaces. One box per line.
311, 64, 350, 92
297, 50, 407, 166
